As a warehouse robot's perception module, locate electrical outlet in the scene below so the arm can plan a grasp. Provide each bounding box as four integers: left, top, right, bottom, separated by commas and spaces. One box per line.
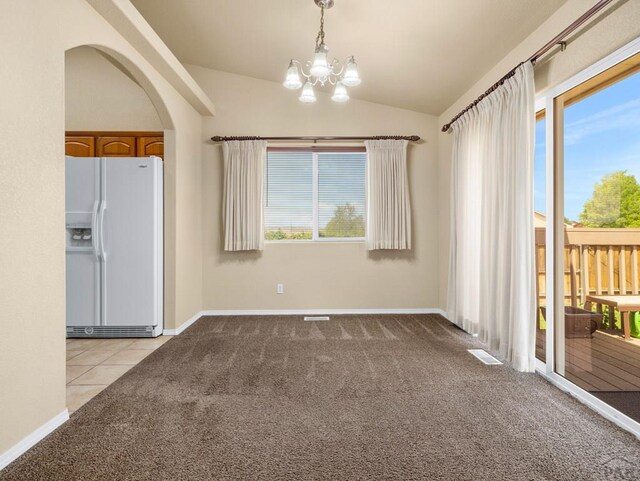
276, 283, 284, 294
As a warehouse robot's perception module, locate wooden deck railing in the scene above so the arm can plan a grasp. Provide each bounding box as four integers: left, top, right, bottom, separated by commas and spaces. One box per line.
535, 228, 640, 307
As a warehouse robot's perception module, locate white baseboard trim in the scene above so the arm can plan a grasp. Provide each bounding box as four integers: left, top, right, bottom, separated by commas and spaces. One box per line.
164, 308, 448, 337
0, 409, 69, 471
163, 311, 203, 336
201, 308, 448, 317
536, 368, 640, 440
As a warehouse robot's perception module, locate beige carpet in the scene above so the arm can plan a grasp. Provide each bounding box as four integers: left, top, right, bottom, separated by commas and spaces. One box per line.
2, 314, 639, 480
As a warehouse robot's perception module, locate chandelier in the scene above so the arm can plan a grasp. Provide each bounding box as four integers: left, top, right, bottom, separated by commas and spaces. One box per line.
283, 0, 361, 103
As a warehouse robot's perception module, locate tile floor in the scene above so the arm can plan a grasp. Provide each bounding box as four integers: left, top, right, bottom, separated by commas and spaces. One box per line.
66, 336, 172, 413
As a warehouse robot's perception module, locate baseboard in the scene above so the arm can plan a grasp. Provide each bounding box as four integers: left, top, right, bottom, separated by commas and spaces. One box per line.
164, 308, 447, 337
201, 308, 448, 317
0, 409, 69, 471
162, 311, 203, 336
536, 369, 640, 440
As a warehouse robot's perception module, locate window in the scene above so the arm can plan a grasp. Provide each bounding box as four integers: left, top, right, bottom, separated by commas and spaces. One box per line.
553, 50, 640, 421
534, 39, 640, 430
534, 109, 547, 363
264, 150, 367, 241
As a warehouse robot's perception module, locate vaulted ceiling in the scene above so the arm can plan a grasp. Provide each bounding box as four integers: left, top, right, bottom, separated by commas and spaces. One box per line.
131, 0, 567, 115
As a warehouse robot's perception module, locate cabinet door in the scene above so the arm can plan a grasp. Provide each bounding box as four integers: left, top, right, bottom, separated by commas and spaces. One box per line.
137, 136, 164, 158
65, 136, 95, 157
97, 136, 136, 157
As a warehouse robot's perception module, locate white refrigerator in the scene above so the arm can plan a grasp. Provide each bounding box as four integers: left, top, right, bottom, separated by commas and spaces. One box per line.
65, 156, 163, 338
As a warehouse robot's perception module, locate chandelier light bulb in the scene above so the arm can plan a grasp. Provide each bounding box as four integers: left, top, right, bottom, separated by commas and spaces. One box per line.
283, 61, 303, 89
331, 82, 349, 102
341, 57, 361, 87
299, 81, 317, 103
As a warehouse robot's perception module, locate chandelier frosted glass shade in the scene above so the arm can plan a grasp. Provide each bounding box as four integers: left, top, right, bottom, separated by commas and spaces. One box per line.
283, 1, 360, 103
341, 57, 361, 87
299, 82, 317, 103
309, 46, 331, 79
283, 62, 303, 90
282, 61, 302, 90
331, 82, 349, 102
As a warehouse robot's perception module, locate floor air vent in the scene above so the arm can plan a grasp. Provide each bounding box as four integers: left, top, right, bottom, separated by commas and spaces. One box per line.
467, 349, 502, 365
304, 316, 331, 321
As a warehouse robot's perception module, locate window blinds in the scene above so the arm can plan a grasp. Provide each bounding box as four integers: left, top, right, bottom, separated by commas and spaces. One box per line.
318, 153, 366, 238
264, 151, 314, 240
264, 151, 367, 240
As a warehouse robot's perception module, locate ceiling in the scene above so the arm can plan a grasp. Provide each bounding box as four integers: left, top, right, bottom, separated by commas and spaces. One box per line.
130, 0, 567, 115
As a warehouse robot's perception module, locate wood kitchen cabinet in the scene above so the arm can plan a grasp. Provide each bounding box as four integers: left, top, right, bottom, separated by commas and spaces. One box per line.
96, 136, 136, 156
65, 136, 95, 157
137, 136, 164, 158
65, 132, 163, 159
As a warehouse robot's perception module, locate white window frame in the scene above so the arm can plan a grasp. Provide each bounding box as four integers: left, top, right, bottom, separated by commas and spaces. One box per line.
534, 36, 640, 440
264, 150, 367, 243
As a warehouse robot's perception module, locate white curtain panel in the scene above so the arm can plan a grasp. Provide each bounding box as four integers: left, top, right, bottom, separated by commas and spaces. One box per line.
365, 139, 412, 250
447, 62, 536, 372
222, 140, 267, 251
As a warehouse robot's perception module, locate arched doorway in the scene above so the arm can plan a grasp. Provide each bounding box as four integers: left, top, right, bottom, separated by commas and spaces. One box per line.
64, 45, 176, 412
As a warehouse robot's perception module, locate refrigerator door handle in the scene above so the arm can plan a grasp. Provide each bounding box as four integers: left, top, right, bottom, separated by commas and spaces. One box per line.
99, 200, 107, 261
91, 200, 100, 259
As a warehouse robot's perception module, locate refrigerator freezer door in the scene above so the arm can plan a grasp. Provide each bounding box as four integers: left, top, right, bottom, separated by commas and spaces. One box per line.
65, 157, 101, 328
66, 157, 100, 215
66, 253, 101, 327
102, 157, 162, 327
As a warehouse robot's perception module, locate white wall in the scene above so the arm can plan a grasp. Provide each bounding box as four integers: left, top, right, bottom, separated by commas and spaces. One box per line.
66, 46, 162, 131
436, 0, 640, 309
188, 65, 440, 311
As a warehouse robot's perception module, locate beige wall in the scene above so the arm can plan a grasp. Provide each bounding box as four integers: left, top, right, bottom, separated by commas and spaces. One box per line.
436, 0, 640, 310
187, 65, 440, 311
0, 0, 205, 457
66, 46, 162, 131
171, 107, 204, 325
0, 0, 67, 458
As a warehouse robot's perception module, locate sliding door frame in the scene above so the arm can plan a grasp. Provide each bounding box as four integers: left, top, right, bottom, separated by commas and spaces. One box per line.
534, 36, 640, 439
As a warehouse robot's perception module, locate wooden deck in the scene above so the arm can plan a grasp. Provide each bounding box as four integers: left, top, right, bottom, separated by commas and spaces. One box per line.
536, 329, 640, 392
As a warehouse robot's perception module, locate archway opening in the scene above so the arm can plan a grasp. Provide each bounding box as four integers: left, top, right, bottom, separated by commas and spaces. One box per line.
64, 45, 175, 413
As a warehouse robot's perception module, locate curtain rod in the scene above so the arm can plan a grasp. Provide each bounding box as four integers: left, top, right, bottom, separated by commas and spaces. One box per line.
440, 0, 616, 133
210, 135, 421, 142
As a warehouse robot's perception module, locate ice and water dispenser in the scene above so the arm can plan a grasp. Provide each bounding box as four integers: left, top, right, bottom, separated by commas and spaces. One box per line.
65, 211, 95, 250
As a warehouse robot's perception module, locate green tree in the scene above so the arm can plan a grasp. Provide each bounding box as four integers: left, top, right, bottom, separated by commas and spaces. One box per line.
320, 204, 365, 238
579, 170, 640, 228
265, 229, 288, 240
265, 229, 312, 240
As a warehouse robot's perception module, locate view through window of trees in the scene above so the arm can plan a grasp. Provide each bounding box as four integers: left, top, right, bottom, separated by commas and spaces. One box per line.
534, 110, 547, 362
264, 150, 366, 241
551, 49, 640, 423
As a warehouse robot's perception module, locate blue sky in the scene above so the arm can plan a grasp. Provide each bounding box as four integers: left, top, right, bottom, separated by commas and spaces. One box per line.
534, 70, 640, 221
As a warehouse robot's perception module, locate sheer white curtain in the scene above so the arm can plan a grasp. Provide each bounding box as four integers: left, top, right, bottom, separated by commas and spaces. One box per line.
447, 63, 536, 372
365, 139, 411, 250
223, 140, 267, 251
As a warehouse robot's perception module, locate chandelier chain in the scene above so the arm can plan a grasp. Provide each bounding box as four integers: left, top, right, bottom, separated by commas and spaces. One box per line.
315, 7, 325, 49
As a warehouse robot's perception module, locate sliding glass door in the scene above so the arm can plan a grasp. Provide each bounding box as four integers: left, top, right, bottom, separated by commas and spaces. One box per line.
541, 44, 640, 429
535, 110, 547, 363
